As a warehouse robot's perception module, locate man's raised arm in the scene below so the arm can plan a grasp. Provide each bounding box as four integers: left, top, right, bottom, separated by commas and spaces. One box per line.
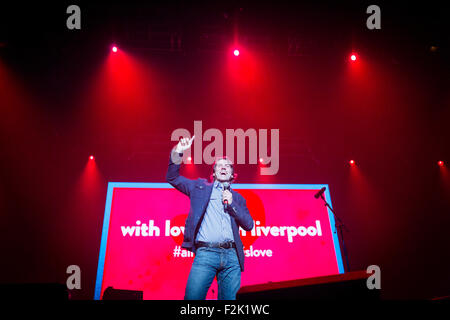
166, 136, 195, 196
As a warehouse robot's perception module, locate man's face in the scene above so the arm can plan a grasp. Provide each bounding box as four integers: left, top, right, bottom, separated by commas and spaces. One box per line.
214, 158, 233, 182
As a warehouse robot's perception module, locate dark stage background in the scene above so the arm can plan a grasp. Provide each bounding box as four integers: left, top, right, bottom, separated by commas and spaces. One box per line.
0, 1, 449, 300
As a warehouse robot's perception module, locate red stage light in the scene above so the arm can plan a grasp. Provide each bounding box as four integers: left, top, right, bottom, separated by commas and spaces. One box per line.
233, 49, 240, 57
349, 160, 355, 165
350, 54, 357, 61
89, 155, 95, 160
187, 156, 192, 162
112, 46, 118, 53
259, 158, 264, 164
438, 160, 444, 166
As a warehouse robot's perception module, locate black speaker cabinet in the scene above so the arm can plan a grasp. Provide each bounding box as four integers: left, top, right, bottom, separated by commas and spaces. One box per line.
0, 283, 69, 300
237, 270, 380, 300
102, 287, 143, 300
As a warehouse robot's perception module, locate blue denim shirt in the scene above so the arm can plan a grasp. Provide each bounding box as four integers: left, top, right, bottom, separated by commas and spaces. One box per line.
196, 180, 234, 243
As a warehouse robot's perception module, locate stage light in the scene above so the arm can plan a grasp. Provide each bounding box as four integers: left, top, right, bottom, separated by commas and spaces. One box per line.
350, 53, 357, 61
349, 160, 355, 165
112, 46, 118, 53
259, 158, 264, 164
438, 160, 444, 167
233, 49, 240, 57
89, 155, 95, 160
187, 156, 192, 162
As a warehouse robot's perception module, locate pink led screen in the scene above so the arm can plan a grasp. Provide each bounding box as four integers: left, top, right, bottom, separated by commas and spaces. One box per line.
94, 183, 344, 299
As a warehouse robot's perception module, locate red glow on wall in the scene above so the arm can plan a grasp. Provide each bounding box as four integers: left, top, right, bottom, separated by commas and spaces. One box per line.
77, 47, 160, 138
0, 58, 49, 189
227, 46, 261, 88
438, 160, 449, 191
0, 59, 38, 135
347, 154, 385, 219
78, 156, 103, 196
66, 156, 105, 243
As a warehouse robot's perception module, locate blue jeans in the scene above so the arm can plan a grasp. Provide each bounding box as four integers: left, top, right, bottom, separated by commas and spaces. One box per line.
184, 247, 241, 300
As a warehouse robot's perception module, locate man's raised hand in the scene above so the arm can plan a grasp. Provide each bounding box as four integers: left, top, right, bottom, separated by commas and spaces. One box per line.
175, 135, 195, 153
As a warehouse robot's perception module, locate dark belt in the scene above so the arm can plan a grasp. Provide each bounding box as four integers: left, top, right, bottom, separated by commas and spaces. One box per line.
195, 241, 236, 249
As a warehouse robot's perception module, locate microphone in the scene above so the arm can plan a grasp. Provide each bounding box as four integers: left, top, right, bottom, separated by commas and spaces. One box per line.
314, 187, 326, 199
223, 182, 231, 210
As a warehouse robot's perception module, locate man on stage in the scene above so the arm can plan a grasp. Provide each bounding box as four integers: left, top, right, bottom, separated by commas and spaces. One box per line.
166, 136, 254, 300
